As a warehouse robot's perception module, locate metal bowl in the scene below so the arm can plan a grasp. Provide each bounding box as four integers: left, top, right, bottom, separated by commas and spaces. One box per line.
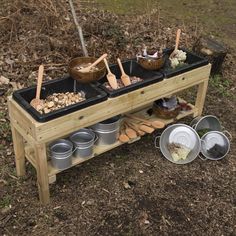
190, 115, 222, 132
68, 57, 106, 83
159, 124, 201, 164
201, 131, 230, 160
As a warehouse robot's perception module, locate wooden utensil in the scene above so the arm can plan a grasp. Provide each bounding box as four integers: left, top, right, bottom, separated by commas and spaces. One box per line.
124, 122, 138, 139
139, 124, 155, 133
119, 125, 130, 143
125, 114, 165, 129
170, 29, 181, 58
117, 58, 131, 86
79, 53, 107, 73
103, 58, 118, 89
30, 64, 44, 109
125, 121, 145, 136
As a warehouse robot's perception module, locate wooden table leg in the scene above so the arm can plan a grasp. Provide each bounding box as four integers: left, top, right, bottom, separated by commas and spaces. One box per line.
194, 79, 209, 117
34, 143, 50, 205
11, 124, 26, 176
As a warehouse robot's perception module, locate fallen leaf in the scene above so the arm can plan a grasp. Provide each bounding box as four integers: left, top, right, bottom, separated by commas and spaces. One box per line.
0, 76, 9, 85
123, 181, 131, 189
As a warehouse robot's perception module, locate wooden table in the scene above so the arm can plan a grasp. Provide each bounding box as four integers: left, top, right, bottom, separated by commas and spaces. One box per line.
8, 64, 211, 204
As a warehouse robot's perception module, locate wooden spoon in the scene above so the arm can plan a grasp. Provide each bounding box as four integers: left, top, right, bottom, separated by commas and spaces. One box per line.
139, 124, 155, 134
103, 58, 118, 89
117, 58, 131, 86
170, 29, 181, 58
119, 125, 130, 143
125, 114, 165, 129
79, 53, 107, 73
125, 121, 145, 136
30, 65, 44, 109
124, 122, 138, 139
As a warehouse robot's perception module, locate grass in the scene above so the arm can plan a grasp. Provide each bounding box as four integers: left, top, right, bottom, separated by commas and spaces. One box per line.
0, 195, 11, 208
209, 74, 234, 98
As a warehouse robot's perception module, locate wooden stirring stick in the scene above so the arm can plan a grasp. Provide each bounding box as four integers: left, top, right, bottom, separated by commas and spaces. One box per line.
103, 58, 118, 89
170, 29, 181, 58
79, 53, 107, 73
30, 65, 44, 109
117, 58, 131, 86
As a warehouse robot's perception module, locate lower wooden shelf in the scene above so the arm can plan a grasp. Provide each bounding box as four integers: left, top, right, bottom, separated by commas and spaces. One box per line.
24, 99, 196, 179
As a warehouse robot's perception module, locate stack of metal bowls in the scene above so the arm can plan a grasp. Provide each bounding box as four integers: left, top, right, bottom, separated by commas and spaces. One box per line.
190, 115, 231, 160
158, 124, 201, 164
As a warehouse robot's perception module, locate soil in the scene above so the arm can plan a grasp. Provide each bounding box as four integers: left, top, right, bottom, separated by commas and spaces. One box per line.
0, 1, 236, 236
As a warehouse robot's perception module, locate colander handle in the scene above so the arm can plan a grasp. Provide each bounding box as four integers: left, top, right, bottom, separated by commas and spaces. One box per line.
154, 136, 161, 149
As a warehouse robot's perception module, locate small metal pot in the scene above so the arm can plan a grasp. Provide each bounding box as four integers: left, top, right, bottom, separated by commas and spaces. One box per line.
201, 131, 230, 160
49, 139, 73, 170
94, 128, 119, 146
157, 124, 201, 164
190, 115, 222, 132
91, 115, 121, 132
70, 128, 96, 158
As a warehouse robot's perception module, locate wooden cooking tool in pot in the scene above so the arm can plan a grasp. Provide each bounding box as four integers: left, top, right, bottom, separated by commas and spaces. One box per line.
103, 58, 118, 89
170, 28, 181, 58
117, 58, 131, 86
30, 64, 44, 109
125, 114, 165, 129
79, 53, 107, 73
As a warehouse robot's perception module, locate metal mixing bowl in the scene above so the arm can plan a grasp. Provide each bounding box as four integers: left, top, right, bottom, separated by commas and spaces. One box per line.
159, 124, 201, 164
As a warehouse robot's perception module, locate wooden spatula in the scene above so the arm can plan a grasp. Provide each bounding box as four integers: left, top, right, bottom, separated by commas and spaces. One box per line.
125, 121, 145, 136
79, 53, 107, 73
124, 122, 137, 139
117, 58, 131, 86
103, 58, 118, 89
125, 114, 165, 129
170, 29, 181, 58
30, 65, 44, 109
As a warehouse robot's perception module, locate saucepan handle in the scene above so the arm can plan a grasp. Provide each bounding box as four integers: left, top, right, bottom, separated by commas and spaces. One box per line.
199, 139, 207, 161
154, 136, 161, 149
222, 130, 232, 141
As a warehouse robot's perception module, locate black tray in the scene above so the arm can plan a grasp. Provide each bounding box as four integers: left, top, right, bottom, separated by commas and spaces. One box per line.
160, 48, 209, 78
97, 59, 164, 97
12, 76, 107, 122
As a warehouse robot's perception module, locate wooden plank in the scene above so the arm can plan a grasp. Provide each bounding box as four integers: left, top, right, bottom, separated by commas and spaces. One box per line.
7, 97, 36, 138
25, 145, 36, 168
29, 64, 211, 142
194, 80, 209, 117
10, 124, 26, 176
34, 143, 50, 204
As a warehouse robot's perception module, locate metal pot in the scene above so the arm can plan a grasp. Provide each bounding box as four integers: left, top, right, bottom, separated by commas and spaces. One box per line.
49, 139, 73, 170
94, 128, 119, 146
201, 131, 230, 160
91, 115, 121, 132
70, 128, 96, 158
190, 115, 222, 132
157, 124, 201, 164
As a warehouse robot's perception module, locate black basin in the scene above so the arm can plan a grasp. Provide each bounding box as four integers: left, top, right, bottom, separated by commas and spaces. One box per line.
13, 76, 107, 122
96, 59, 164, 98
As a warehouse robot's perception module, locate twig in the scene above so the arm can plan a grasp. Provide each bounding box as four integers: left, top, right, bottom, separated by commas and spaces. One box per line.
68, 0, 88, 57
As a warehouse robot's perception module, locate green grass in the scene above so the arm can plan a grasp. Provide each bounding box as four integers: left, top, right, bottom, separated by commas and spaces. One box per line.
0, 195, 11, 208
209, 74, 235, 99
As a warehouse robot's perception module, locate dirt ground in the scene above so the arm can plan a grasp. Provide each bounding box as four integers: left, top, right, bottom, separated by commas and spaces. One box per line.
0, 1, 236, 235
